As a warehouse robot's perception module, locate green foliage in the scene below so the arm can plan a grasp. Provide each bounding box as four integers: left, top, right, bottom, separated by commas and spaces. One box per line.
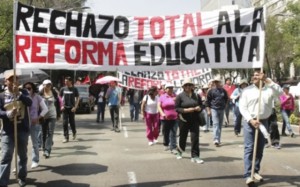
0, 0, 13, 52
282, 1, 300, 72
265, 1, 300, 80
290, 100, 299, 125
0, 0, 87, 67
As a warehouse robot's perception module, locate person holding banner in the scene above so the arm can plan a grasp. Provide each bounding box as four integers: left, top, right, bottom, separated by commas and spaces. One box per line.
175, 78, 204, 164
239, 69, 282, 185
0, 70, 32, 187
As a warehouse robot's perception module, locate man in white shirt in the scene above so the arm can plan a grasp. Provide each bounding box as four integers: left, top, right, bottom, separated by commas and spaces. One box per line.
239, 69, 282, 185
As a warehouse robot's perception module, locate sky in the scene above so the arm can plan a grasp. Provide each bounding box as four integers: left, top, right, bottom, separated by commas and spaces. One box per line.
85, 0, 203, 16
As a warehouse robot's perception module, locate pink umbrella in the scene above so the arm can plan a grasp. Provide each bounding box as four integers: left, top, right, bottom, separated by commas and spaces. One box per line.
95, 75, 120, 84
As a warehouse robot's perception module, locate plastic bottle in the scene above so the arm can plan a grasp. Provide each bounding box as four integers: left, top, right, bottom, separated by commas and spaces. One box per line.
259, 124, 269, 139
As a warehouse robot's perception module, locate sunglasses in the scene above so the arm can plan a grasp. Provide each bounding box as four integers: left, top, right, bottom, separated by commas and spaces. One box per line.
26, 87, 32, 91
185, 84, 193, 87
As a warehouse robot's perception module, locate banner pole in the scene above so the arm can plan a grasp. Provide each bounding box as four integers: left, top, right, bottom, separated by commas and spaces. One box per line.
12, 0, 18, 180
250, 68, 263, 181
250, 5, 267, 183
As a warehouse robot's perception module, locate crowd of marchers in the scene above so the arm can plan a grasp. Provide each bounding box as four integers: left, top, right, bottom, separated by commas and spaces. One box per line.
0, 68, 299, 186
0, 70, 80, 187
109, 69, 298, 185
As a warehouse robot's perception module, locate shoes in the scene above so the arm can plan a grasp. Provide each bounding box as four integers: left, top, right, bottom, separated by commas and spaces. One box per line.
191, 157, 204, 164
72, 134, 76, 140
18, 179, 26, 187
111, 127, 115, 131
96, 120, 99, 123
31, 162, 39, 169
245, 177, 254, 185
253, 173, 264, 182
290, 133, 295, 138
214, 140, 220, 147
164, 146, 170, 151
171, 149, 178, 155
12, 168, 16, 174
176, 151, 182, 159
148, 142, 154, 146
115, 128, 120, 133
281, 133, 287, 136
62, 139, 69, 143
272, 143, 281, 149
234, 131, 239, 137
43, 151, 50, 158
153, 139, 158, 144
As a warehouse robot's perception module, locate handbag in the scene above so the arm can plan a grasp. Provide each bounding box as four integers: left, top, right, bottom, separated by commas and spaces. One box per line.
198, 111, 206, 127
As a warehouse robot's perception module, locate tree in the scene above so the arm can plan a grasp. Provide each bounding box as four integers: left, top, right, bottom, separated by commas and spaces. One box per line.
281, 1, 300, 78
264, 1, 300, 82
0, 0, 87, 70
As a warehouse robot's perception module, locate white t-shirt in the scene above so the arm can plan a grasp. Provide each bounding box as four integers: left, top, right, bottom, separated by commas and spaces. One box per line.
143, 95, 159, 114
98, 91, 105, 103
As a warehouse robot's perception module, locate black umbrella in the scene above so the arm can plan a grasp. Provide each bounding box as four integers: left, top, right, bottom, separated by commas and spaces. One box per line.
0, 69, 49, 84
89, 84, 108, 97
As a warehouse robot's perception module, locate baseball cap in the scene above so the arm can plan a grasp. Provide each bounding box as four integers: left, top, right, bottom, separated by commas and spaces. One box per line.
4, 69, 17, 80
165, 82, 175, 88
43, 79, 52, 85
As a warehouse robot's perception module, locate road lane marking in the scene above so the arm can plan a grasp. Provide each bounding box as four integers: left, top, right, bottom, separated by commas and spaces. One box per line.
282, 165, 300, 175
127, 171, 137, 187
123, 126, 128, 138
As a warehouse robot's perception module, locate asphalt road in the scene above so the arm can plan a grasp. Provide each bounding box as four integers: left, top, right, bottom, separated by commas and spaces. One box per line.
5, 104, 300, 187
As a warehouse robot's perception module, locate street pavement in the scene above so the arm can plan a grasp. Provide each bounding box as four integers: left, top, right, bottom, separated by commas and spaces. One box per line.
5, 104, 300, 187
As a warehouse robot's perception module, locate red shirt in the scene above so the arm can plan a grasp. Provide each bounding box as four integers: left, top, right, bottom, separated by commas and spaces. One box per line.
223, 84, 236, 98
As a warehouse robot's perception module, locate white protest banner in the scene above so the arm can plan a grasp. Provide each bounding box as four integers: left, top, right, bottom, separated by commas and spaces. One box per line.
123, 69, 211, 81
14, 2, 265, 71
118, 69, 212, 90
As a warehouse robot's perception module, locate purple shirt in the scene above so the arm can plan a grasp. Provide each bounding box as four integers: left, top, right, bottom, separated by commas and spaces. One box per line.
159, 93, 177, 120
29, 94, 41, 120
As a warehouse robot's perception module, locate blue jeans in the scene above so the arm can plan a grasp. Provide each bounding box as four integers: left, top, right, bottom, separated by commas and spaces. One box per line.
161, 120, 178, 150
42, 118, 56, 154
202, 109, 210, 131
0, 131, 29, 186
234, 105, 242, 134
211, 109, 225, 143
225, 101, 235, 125
281, 109, 293, 134
130, 102, 140, 121
243, 119, 268, 178
97, 102, 106, 122
30, 124, 41, 163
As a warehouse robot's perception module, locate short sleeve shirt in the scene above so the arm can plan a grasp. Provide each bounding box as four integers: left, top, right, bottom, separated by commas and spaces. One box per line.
159, 93, 177, 120
60, 86, 79, 108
